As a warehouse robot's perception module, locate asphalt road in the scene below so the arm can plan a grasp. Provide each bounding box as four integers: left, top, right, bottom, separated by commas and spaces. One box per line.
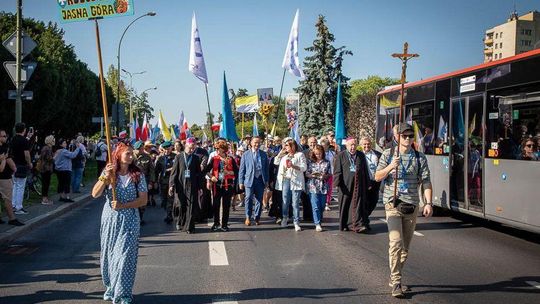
1, 197, 539, 304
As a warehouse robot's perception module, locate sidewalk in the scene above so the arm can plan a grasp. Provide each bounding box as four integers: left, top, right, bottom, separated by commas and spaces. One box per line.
0, 180, 96, 245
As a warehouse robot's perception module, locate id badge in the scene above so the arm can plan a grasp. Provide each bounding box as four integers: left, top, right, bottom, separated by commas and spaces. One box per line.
349, 165, 356, 172
184, 169, 191, 178
218, 172, 225, 181
398, 183, 408, 194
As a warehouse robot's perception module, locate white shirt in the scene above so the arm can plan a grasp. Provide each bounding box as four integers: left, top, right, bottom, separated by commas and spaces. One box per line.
274, 152, 307, 191
364, 150, 379, 181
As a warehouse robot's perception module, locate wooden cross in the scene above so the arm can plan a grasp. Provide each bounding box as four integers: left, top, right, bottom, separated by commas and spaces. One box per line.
391, 42, 419, 205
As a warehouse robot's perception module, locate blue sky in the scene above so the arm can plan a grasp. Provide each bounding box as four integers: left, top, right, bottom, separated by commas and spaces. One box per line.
1, 0, 539, 127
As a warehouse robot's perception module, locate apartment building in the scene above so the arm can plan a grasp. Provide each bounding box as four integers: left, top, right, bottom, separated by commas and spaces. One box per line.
484, 10, 540, 62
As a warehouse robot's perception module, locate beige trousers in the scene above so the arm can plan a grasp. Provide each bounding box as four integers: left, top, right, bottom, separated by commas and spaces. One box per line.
385, 202, 418, 285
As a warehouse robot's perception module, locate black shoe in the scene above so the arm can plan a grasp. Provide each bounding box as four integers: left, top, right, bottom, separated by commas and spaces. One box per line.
59, 198, 67, 202
140, 220, 146, 226
64, 198, 75, 203
151, 199, 157, 207
221, 226, 229, 232
8, 219, 25, 226
365, 224, 372, 231
211, 225, 220, 232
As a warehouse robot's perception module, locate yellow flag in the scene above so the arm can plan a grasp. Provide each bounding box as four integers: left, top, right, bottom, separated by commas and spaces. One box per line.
159, 110, 172, 141
235, 95, 259, 113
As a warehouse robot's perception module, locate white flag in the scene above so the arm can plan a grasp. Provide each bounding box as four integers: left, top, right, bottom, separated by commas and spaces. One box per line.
282, 9, 304, 79
189, 13, 208, 83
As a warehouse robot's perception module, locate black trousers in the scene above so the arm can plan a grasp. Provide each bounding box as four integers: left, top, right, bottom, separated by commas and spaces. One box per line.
96, 160, 106, 178
56, 170, 71, 194
366, 181, 381, 216
301, 191, 313, 221
41, 171, 52, 197
212, 185, 234, 228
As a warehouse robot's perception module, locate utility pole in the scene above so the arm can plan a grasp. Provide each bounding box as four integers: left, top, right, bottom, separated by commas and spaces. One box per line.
15, 0, 22, 123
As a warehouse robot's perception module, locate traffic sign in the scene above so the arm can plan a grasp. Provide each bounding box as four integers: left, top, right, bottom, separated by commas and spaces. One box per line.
8, 90, 33, 100
3, 61, 37, 89
2, 31, 37, 59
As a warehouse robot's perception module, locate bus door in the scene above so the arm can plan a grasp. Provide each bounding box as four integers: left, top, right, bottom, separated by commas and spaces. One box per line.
449, 94, 485, 213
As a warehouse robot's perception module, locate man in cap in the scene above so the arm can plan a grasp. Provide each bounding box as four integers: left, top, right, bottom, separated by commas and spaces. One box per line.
134, 141, 155, 225
155, 141, 176, 223
333, 136, 370, 233
375, 123, 433, 298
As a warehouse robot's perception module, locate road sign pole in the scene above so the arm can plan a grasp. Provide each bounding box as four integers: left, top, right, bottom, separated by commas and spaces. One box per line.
15, 0, 22, 123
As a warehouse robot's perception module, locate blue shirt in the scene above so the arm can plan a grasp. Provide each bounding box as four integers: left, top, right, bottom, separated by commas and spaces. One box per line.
54, 147, 81, 171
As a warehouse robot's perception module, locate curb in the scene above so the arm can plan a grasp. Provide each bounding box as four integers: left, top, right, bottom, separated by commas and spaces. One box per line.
0, 194, 94, 246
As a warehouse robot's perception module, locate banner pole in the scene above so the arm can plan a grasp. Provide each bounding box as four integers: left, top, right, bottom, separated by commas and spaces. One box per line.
271, 68, 287, 136
241, 113, 245, 139
204, 83, 215, 142
94, 19, 116, 202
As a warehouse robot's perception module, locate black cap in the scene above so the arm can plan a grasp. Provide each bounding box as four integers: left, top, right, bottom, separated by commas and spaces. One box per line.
396, 122, 413, 133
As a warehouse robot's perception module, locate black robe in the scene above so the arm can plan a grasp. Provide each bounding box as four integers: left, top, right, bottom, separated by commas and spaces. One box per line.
333, 150, 370, 231
193, 147, 212, 221
169, 152, 202, 232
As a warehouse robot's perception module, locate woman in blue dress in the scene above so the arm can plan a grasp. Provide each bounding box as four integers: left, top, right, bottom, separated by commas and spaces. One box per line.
92, 142, 148, 303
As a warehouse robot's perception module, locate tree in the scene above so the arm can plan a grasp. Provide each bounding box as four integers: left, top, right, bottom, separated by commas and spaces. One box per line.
346, 76, 399, 139
296, 15, 352, 136
105, 64, 128, 107
0, 13, 115, 137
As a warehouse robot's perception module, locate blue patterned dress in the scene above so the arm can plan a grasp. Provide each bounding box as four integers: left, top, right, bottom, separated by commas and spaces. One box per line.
100, 174, 147, 303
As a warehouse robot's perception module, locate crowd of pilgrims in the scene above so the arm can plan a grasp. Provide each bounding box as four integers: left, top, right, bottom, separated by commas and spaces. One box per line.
96, 132, 381, 234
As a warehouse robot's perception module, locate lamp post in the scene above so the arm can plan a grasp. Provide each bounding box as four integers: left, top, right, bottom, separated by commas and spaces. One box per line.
116, 11, 156, 133
122, 69, 146, 135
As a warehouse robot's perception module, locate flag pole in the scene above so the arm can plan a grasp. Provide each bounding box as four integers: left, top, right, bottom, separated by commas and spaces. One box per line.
241, 113, 245, 139
204, 83, 215, 142
271, 68, 287, 136
94, 19, 116, 203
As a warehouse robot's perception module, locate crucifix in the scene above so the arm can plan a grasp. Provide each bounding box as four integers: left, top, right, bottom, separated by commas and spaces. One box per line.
390, 42, 419, 205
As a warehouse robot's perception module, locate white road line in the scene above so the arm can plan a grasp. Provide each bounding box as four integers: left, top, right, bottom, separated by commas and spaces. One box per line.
526, 281, 540, 289
379, 218, 424, 237
209, 241, 229, 266
213, 301, 238, 304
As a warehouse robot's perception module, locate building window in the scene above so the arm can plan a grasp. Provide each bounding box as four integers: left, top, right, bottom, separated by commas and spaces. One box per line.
494, 54, 498, 59
495, 33, 499, 39
521, 29, 532, 36
500, 32, 503, 38
495, 44, 498, 49
521, 40, 532, 46
500, 42, 503, 48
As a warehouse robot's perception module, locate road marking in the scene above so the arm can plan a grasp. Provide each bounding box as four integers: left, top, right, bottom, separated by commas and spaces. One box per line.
526, 281, 540, 289
379, 218, 424, 237
213, 301, 238, 304
209, 241, 229, 266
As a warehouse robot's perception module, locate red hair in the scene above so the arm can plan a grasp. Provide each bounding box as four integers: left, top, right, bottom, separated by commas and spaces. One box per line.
112, 142, 141, 183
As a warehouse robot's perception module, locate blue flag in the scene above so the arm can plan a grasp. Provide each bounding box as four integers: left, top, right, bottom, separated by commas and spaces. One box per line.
220, 72, 239, 142
334, 77, 346, 142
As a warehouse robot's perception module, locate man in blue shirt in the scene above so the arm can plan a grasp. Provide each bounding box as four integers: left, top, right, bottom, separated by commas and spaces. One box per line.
238, 136, 269, 226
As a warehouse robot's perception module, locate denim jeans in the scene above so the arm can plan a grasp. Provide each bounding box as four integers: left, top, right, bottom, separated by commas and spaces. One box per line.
281, 179, 301, 225
244, 176, 264, 220
12, 177, 26, 210
310, 193, 326, 225
71, 167, 84, 193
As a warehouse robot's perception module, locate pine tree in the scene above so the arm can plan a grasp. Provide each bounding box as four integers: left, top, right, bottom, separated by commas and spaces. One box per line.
297, 15, 352, 136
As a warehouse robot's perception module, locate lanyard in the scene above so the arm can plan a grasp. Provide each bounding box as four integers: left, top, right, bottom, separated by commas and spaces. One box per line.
398, 151, 413, 178
183, 152, 192, 168
347, 152, 356, 167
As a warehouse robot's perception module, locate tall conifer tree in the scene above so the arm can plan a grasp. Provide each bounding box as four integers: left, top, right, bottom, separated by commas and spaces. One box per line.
297, 15, 352, 136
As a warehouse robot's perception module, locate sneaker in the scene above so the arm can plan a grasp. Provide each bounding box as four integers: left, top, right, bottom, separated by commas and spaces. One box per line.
211, 225, 220, 232
315, 224, 323, 232
388, 281, 409, 291
221, 226, 229, 232
8, 219, 25, 226
103, 293, 113, 301
391, 283, 405, 298
41, 200, 54, 205
294, 224, 302, 232
14, 208, 28, 215
276, 218, 282, 225
325, 205, 331, 211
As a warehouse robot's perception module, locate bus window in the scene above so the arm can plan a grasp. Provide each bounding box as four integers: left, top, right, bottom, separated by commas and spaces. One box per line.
405, 101, 434, 154
486, 91, 540, 160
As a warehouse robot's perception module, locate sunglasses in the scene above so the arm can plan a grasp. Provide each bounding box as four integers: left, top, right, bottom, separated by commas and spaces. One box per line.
401, 134, 414, 139
525, 144, 534, 148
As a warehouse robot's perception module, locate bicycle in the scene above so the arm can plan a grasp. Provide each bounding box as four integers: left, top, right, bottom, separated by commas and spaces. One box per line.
24, 167, 42, 200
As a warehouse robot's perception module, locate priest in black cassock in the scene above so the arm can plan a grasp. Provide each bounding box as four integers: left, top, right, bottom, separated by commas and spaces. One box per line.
333, 137, 371, 233
169, 137, 202, 233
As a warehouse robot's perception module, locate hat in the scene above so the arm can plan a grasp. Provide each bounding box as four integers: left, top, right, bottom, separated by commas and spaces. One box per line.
186, 137, 196, 144
133, 141, 143, 149
144, 140, 155, 147
160, 141, 173, 148
283, 137, 293, 143
396, 122, 413, 134
237, 145, 245, 152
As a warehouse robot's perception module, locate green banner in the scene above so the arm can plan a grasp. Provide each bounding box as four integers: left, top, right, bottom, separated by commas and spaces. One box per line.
57, 0, 135, 23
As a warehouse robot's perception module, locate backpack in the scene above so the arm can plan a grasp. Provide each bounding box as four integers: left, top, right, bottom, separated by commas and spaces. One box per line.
95, 143, 103, 158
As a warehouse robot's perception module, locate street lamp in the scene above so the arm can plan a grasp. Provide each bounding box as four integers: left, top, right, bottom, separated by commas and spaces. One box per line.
116, 11, 156, 133
122, 69, 146, 135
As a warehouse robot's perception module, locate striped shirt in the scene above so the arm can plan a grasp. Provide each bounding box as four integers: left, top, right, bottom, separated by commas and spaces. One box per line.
376, 147, 431, 206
